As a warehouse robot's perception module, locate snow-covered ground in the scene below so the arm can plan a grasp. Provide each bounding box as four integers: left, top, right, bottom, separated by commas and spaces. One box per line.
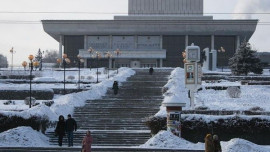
140, 131, 270, 152
156, 68, 270, 117
0, 68, 115, 89
0, 67, 135, 121
1, 67, 270, 150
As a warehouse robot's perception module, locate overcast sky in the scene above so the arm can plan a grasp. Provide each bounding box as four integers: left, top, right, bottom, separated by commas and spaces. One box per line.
0, 0, 269, 66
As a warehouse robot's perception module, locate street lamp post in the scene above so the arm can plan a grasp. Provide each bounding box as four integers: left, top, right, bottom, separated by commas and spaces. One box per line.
62, 54, 70, 95
28, 55, 34, 108
10, 47, 15, 71
114, 49, 121, 74
88, 47, 94, 71
95, 52, 102, 83
77, 55, 84, 89
105, 51, 113, 79
218, 47, 226, 72
39, 50, 44, 71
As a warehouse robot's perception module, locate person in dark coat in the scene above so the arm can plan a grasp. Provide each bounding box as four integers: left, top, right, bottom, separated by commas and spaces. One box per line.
112, 81, 119, 95
65, 114, 77, 147
82, 130, 93, 152
55, 115, 65, 146
213, 135, 222, 152
205, 134, 214, 152
149, 67, 154, 75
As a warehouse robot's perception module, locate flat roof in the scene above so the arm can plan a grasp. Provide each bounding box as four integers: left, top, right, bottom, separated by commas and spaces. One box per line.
42, 19, 258, 42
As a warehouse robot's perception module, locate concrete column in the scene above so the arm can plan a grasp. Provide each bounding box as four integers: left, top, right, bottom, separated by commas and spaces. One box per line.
160, 59, 163, 67
160, 35, 163, 49
185, 35, 189, 48
110, 35, 113, 49
84, 58, 87, 68
84, 35, 88, 49
59, 35, 63, 66
109, 58, 112, 68
135, 35, 138, 49
211, 35, 215, 50
236, 36, 240, 52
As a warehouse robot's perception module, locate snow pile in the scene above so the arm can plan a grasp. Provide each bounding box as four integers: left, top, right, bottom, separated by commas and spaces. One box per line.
222, 138, 270, 152
140, 131, 204, 150
140, 131, 270, 152
50, 67, 135, 117
0, 127, 50, 147
1, 104, 58, 121
33, 77, 57, 82
155, 68, 189, 117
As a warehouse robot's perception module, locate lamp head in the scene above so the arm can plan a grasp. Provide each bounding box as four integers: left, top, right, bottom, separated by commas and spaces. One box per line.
10, 47, 14, 53
28, 55, 34, 61
56, 58, 62, 63
88, 47, 94, 53
65, 58, 71, 64
63, 54, 67, 59
22, 61, 27, 67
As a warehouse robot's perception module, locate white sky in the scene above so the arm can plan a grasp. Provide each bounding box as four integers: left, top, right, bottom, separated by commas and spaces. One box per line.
0, 0, 269, 66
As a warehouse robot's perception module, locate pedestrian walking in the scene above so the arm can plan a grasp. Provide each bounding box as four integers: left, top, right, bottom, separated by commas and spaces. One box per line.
213, 135, 222, 152
82, 130, 93, 152
149, 67, 154, 75
205, 134, 214, 152
112, 81, 119, 95
65, 114, 77, 147
55, 115, 65, 146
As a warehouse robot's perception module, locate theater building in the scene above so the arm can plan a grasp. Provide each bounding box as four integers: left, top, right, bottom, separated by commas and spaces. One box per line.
42, 0, 258, 68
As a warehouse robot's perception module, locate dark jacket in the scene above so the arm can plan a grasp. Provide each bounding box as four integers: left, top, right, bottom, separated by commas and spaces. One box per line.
149, 68, 154, 75
65, 118, 77, 132
112, 82, 118, 90
55, 120, 65, 136
213, 140, 222, 152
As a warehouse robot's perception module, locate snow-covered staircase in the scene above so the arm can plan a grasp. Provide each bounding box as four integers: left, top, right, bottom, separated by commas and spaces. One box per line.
46, 69, 172, 146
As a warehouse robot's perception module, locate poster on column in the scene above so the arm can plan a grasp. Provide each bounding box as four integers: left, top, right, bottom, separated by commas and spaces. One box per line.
185, 63, 195, 84
167, 112, 181, 137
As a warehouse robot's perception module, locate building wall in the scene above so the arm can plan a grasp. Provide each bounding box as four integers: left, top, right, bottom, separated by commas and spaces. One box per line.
214, 36, 236, 67
87, 58, 109, 68
162, 36, 186, 67
64, 35, 237, 68
64, 35, 84, 67
128, 0, 203, 15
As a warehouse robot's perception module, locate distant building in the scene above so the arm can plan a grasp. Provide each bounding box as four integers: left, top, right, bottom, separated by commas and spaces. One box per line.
42, 0, 258, 68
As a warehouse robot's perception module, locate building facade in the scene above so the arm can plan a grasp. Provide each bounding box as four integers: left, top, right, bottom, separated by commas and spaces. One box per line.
42, 0, 258, 68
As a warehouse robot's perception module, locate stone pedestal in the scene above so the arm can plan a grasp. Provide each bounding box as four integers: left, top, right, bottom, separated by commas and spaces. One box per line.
162, 101, 186, 137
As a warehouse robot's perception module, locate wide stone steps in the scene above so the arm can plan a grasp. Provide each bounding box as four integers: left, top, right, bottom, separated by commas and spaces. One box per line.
120, 81, 168, 87
47, 69, 173, 147
47, 130, 151, 146
85, 99, 163, 103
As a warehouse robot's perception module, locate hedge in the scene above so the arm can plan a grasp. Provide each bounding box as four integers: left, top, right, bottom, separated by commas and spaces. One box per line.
0, 89, 54, 100
0, 114, 49, 134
